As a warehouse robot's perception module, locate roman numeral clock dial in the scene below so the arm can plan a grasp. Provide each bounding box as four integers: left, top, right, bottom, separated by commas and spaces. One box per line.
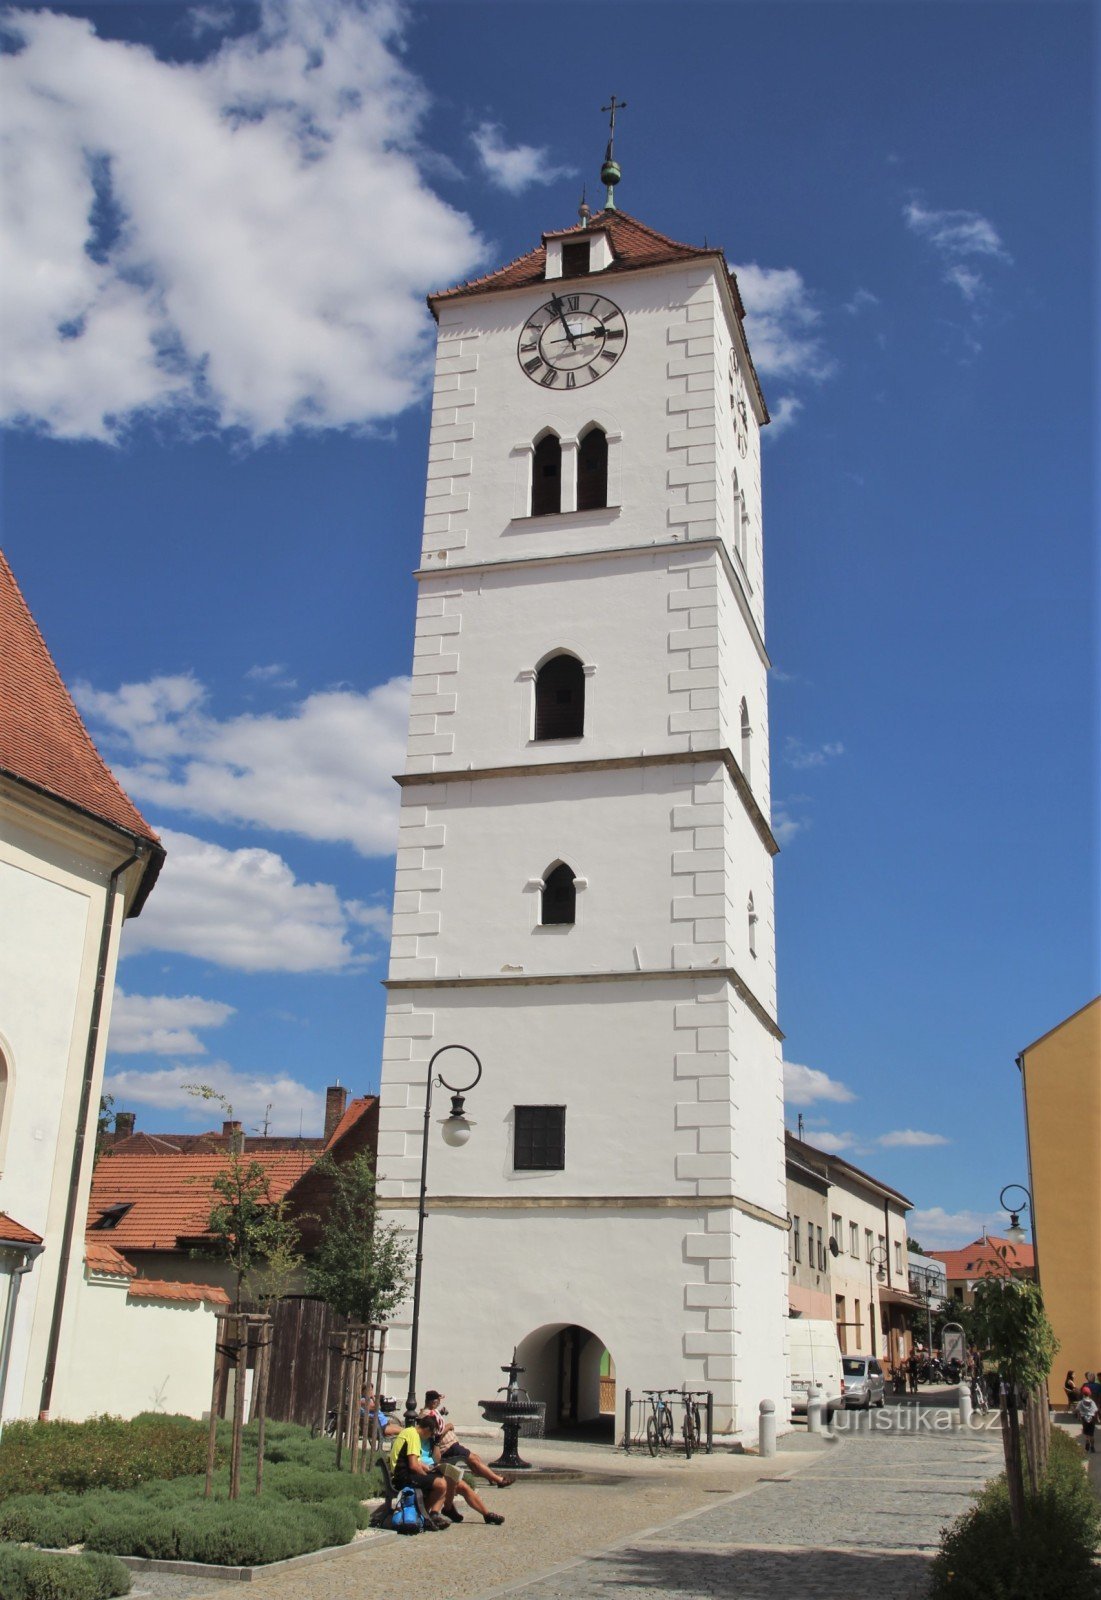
517, 292, 627, 388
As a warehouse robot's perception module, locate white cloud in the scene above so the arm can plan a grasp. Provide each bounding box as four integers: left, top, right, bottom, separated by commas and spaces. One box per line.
75, 672, 409, 855
109, 988, 235, 1055
784, 1061, 857, 1106
783, 736, 845, 770
772, 809, 807, 847
103, 1061, 325, 1136
908, 1207, 989, 1249
245, 663, 297, 688
122, 827, 380, 972
732, 264, 833, 383
765, 396, 802, 439
804, 1129, 860, 1154
471, 122, 574, 195
0, 2, 486, 442
877, 1129, 950, 1148
844, 287, 879, 316
903, 201, 1010, 302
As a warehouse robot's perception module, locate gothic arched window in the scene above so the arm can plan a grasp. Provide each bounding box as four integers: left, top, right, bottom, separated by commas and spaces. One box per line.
576, 426, 608, 511
747, 893, 758, 957
740, 698, 752, 782
542, 863, 577, 926
534, 653, 585, 740
532, 433, 562, 517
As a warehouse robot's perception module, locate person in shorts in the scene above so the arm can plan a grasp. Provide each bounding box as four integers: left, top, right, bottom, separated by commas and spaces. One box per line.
1076, 1390, 1098, 1454
424, 1389, 514, 1488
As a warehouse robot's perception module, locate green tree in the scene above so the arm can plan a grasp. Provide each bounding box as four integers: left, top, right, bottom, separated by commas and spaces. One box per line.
305, 1153, 410, 1324
969, 1274, 1059, 1531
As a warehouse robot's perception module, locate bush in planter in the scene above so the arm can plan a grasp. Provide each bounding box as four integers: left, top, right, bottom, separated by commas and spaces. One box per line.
0, 1545, 131, 1599
0, 1495, 93, 1549
81, 1498, 357, 1565
0, 1415, 211, 1498
928, 1429, 1101, 1600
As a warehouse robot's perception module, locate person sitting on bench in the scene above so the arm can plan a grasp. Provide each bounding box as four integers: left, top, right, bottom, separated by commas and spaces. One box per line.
389, 1415, 448, 1527
424, 1390, 514, 1489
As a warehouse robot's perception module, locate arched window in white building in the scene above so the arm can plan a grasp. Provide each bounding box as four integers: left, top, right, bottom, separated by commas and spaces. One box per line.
732, 471, 748, 568
747, 893, 758, 958
740, 698, 752, 782
532, 431, 562, 516
0, 1049, 10, 1172
576, 426, 608, 511
534, 653, 585, 740
542, 863, 577, 926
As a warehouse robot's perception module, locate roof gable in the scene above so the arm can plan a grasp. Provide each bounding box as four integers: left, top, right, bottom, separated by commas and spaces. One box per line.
0, 551, 163, 908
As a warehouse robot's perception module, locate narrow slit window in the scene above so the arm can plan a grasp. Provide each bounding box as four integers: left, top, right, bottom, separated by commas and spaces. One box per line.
534, 654, 585, 740
747, 893, 757, 957
541, 863, 576, 926
531, 433, 562, 516
576, 427, 608, 511
740, 699, 752, 782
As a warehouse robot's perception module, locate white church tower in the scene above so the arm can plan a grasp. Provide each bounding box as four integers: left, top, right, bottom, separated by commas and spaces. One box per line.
376, 135, 788, 1438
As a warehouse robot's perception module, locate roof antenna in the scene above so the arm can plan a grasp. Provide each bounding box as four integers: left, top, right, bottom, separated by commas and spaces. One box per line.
578, 186, 591, 229
600, 94, 626, 211
797, 1113, 805, 1140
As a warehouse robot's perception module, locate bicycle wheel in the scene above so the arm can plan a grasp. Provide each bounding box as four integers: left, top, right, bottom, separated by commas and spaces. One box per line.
659, 1404, 675, 1450
682, 1412, 694, 1459
690, 1403, 702, 1450
646, 1415, 660, 1457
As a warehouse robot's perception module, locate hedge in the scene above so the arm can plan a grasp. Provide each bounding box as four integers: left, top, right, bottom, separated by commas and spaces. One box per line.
0, 1545, 131, 1600
928, 1429, 1101, 1600
0, 1423, 380, 1567
0, 1415, 211, 1499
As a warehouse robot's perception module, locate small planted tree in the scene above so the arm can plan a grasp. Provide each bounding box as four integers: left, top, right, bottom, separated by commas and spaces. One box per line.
305, 1152, 410, 1324
969, 1274, 1058, 1531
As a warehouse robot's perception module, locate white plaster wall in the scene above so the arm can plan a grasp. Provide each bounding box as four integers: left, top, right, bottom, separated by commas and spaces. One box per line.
0, 805, 127, 1421
57, 1274, 218, 1420
379, 1204, 787, 1437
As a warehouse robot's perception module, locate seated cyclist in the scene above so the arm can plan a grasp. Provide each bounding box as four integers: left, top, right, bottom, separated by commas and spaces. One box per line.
389, 1415, 448, 1528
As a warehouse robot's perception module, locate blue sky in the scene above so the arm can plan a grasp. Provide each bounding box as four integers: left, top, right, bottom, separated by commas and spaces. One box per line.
1, 1, 1095, 1246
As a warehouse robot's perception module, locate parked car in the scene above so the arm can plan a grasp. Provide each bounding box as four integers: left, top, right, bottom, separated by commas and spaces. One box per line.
789, 1317, 845, 1419
842, 1355, 887, 1409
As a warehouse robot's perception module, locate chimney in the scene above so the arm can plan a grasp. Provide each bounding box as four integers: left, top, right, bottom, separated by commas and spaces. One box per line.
222, 1119, 244, 1151
114, 1111, 136, 1139
324, 1083, 349, 1143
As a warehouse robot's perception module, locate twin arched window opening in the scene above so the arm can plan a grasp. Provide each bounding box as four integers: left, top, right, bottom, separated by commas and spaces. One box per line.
541, 862, 577, 926
534, 652, 585, 741
531, 427, 608, 517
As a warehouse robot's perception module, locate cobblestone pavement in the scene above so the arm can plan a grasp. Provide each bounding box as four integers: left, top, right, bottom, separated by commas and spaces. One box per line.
480, 1407, 1004, 1600
129, 1402, 1002, 1600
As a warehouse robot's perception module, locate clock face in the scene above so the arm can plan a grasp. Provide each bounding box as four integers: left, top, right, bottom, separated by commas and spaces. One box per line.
517, 292, 627, 388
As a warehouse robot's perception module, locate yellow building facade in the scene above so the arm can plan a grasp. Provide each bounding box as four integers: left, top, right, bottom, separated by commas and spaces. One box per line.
1018, 996, 1101, 1405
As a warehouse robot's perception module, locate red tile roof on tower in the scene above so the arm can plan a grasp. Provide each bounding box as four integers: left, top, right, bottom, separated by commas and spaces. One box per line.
930, 1234, 1035, 1280
0, 1212, 43, 1247
87, 1149, 316, 1251
0, 550, 163, 912
428, 208, 767, 419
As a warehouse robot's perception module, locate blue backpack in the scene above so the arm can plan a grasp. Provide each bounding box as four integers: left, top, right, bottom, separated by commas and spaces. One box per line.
392, 1485, 424, 1535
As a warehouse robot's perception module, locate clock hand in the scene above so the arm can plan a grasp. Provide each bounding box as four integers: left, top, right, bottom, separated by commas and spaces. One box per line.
549, 295, 576, 347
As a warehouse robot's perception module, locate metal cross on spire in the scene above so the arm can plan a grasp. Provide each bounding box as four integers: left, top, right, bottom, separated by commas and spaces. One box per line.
600, 95, 627, 210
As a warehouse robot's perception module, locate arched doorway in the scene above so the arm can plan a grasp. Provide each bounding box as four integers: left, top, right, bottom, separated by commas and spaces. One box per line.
515, 1322, 616, 1438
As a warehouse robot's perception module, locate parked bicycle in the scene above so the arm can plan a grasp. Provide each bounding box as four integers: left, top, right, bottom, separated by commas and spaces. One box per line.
642, 1389, 706, 1458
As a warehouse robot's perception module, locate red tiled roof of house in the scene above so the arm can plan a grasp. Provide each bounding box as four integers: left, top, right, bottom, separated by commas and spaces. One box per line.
85, 1237, 135, 1277
127, 1278, 230, 1305
0, 551, 163, 911
0, 1212, 43, 1246
87, 1149, 315, 1251
106, 1131, 325, 1156
930, 1234, 1035, 1279
324, 1095, 374, 1150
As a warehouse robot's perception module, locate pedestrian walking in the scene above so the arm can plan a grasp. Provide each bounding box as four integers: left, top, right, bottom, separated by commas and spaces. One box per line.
1076, 1390, 1098, 1454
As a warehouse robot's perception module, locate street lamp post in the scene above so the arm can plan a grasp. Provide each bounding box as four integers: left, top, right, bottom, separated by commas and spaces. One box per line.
1000, 1183, 1032, 1250
404, 1045, 483, 1424
867, 1244, 888, 1358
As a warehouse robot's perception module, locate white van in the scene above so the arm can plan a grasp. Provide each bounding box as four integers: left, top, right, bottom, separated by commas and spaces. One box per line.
788, 1317, 844, 1418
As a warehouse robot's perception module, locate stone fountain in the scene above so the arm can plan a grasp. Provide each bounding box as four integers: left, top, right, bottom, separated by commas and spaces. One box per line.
478, 1352, 543, 1470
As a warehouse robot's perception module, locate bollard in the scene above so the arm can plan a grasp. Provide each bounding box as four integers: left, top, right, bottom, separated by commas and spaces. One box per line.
807, 1386, 823, 1434
958, 1382, 972, 1427
758, 1398, 776, 1458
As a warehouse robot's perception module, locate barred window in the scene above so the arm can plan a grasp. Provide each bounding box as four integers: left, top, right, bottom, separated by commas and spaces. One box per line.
514, 1105, 565, 1171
